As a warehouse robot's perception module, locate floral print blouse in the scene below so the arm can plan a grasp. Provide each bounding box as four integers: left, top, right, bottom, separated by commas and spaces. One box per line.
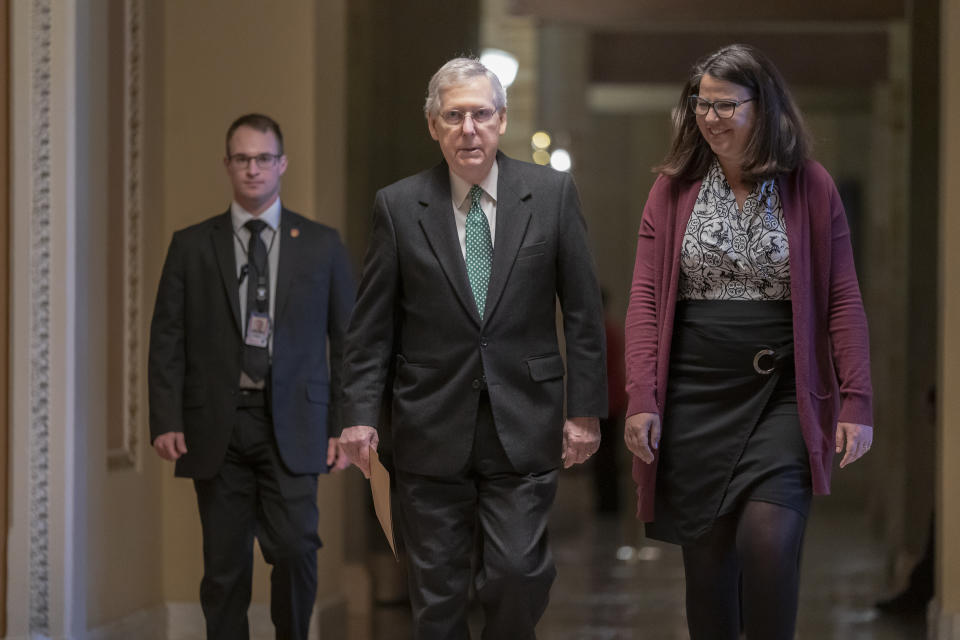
678, 160, 791, 301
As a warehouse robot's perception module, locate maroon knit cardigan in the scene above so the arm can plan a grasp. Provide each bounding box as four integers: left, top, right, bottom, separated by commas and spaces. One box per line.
624, 159, 874, 522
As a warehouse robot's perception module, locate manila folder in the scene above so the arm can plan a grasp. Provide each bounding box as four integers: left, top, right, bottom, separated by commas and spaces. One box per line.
369, 447, 398, 560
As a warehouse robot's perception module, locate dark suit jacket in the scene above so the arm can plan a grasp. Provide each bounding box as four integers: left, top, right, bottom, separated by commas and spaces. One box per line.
148, 207, 355, 479
342, 153, 607, 476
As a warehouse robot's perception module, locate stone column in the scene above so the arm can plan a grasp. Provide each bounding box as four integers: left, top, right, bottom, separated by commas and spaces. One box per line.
933, 0, 960, 635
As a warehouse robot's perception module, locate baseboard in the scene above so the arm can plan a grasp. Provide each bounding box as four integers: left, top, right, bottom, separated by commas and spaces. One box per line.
86, 595, 347, 640
166, 602, 207, 640
313, 593, 349, 639
928, 599, 960, 639
82, 604, 167, 640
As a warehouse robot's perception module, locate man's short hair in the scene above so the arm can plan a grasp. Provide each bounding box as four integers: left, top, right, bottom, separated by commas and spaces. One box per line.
225, 113, 284, 156
423, 57, 507, 119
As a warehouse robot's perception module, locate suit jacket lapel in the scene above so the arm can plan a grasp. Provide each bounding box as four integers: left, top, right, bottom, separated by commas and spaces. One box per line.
417, 163, 481, 324
274, 208, 301, 325
211, 211, 243, 334
484, 154, 532, 322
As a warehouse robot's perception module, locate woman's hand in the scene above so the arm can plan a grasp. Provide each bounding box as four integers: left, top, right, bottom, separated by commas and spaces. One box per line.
625, 412, 661, 464
836, 422, 873, 468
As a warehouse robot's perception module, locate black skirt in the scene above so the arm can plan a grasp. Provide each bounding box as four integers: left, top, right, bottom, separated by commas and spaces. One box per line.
645, 300, 812, 545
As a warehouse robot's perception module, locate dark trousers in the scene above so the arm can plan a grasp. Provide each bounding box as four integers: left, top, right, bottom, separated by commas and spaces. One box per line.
194, 404, 321, 640
395, 393, 559, 640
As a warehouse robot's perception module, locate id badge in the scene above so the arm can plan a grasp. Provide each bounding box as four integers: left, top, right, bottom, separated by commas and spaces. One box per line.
245, 311, 271, 348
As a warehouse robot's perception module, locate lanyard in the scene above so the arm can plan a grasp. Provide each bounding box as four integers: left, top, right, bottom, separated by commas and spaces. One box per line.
234, 225, 278, 286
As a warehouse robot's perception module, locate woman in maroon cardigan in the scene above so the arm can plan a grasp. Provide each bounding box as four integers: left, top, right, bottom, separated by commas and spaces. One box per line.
624, 44, 874, 639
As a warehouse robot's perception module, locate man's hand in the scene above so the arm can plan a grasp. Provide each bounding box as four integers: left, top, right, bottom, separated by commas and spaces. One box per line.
561, 416, 601, 469
339, 425, 380, 478
625, 412, 660, 464
326, 437, 352, 472
836, 422, 873, 468
153, 431, 188, 462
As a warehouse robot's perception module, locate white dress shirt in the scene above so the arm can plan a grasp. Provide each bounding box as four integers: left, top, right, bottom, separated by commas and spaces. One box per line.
449, 161, 498, 259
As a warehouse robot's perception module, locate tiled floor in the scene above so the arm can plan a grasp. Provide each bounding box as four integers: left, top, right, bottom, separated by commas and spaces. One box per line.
351, 467, 925, 639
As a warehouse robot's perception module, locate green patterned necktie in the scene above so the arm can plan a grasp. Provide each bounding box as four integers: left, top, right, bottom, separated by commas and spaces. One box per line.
465, 184, 493, 317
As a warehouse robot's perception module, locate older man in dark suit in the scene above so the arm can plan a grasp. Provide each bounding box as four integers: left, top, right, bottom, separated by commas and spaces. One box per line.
339, 58, 608, 639
148, 114, 354, 640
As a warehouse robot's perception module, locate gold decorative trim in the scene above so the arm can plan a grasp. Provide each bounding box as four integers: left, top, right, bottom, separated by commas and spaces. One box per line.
29, 0, 52, 631
108, 0, 144, 470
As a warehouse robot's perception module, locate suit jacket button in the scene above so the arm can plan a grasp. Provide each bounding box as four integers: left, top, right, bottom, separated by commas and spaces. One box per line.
480, 340, 488, 348
472, 379, 482, 390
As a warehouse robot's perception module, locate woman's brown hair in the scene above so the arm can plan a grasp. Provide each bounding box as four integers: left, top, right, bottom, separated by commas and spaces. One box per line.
657, 44, 811, 183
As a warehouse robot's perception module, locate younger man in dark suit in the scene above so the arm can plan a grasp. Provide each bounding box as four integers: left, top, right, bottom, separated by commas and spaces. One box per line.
339, 59, 608, 638
148, 114, 355, 640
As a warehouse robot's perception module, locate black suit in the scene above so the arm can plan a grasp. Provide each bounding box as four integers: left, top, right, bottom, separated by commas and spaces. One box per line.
342, 153, 607, 638
149, 207, 354, 639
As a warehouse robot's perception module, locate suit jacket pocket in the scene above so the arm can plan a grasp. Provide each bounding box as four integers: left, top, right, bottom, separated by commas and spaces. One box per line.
396, 354, 439, 369
516, 241, 547, 260
526, 353, 565, 382
306, 381, 330, 404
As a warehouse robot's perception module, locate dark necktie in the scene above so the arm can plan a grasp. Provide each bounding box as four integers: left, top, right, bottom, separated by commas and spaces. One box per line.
242, 218, 270, 382
465, 185, 493, 317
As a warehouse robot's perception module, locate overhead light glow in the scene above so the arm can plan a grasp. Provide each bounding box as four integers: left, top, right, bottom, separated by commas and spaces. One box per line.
532, 149, 551, 165
636, 546, 662, 561
480, 48, 519, 88
549, 148, 572, 172
531, 131, 552, 150
616, 546, 636, 562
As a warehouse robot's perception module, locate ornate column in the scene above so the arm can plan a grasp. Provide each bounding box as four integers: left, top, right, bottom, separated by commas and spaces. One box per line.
7, 0, 83, 636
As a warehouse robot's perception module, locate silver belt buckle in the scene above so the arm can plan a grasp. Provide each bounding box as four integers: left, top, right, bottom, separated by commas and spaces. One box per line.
753, 348, 776, 375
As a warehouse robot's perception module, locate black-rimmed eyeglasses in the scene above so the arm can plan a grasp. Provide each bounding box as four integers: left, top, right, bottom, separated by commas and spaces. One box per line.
687, 96, 754, 119
228, 153, 282, 169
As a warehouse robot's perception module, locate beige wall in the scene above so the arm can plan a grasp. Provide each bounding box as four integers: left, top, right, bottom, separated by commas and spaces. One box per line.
154, 0, 348, 606
2, 1, 352, 632
80, 0, 167, 627
0, 0, 10, 633
937, 0, 960, 633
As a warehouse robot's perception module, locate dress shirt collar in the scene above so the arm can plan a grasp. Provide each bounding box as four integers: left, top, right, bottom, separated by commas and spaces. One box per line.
451, 160, 499, 209
231, 198, 282, 233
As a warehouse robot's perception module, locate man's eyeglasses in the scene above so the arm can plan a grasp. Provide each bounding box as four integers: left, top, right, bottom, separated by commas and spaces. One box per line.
438, 108, 498, 126
228, 153, 282, 169
687, 96, 754, 119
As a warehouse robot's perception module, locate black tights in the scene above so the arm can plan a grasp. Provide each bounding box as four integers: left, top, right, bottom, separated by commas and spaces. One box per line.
681, 500, 807, 640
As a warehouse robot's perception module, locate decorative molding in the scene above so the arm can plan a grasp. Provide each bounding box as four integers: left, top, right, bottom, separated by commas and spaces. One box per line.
86, 605, 167, 640
28, 0, 52, 633
108, 0, 144, 471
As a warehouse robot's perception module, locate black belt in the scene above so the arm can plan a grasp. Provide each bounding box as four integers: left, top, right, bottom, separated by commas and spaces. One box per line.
236, 388, 266, 408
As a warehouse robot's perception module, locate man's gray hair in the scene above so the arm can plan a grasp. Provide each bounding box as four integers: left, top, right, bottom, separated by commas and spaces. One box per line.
423, 57, 507, 119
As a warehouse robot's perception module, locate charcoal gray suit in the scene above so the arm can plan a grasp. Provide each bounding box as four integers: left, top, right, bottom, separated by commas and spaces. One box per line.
342, 152, 607, 638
